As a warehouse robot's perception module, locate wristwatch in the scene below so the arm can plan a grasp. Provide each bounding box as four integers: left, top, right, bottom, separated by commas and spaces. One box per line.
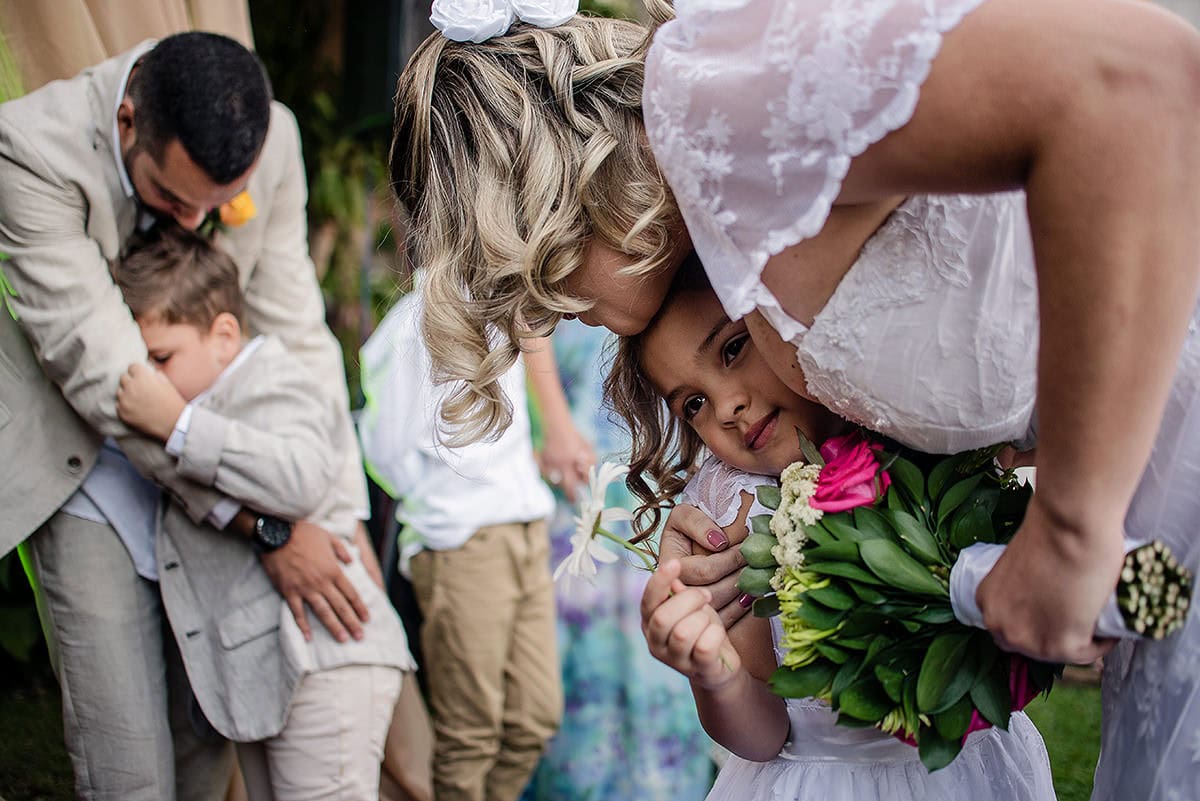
252, 514, 293, 553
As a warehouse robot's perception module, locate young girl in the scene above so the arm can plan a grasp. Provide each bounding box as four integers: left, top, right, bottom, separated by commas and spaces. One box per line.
605, 256, 1056, 800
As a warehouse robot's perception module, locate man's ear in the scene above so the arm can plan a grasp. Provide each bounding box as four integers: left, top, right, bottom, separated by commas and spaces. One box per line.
116, 97, 137, 149
210, 312, 243, 362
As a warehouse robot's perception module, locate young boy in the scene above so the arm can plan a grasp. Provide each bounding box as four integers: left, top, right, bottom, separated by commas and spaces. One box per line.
113, 225, 414, 801
358, 278, 563, 801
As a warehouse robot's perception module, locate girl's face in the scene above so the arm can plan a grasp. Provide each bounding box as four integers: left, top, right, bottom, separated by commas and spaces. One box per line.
565, 237, 688, 336
640, 287, 844, 476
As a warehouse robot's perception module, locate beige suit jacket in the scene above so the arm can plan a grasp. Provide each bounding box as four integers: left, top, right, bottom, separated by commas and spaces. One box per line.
158, 335, 411, 742
0, 43, 366, 554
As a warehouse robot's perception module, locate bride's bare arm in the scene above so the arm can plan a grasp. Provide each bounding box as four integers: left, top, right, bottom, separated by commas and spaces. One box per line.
837, 0, 1200, 662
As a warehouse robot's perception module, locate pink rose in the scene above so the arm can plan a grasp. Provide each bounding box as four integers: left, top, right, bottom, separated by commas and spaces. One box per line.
809, 432, 891, 512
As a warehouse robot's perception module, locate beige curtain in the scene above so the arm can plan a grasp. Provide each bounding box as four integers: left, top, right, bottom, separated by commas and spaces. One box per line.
0, 0, 252, 91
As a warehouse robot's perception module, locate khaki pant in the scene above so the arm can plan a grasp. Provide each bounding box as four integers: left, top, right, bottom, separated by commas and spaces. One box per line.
410, 521, 562, 801
26, 510, 234, 801
236, 664, 402, 801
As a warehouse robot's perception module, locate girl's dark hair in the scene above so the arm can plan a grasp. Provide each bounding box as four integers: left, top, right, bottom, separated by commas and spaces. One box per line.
603, 252, 711, 543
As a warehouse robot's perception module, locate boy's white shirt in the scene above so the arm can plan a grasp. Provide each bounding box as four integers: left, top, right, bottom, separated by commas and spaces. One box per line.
358, 286, 554, 577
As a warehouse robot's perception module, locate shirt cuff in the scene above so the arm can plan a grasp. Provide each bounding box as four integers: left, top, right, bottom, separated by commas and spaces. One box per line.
165, 403, 196, 457
207, 498, 241, 529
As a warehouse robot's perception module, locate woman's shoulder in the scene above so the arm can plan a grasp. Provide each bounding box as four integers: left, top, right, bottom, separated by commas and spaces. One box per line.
645, 0, 989, 320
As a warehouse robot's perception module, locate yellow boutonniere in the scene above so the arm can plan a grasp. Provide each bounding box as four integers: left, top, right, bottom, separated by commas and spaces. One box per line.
218, 191, 257, 227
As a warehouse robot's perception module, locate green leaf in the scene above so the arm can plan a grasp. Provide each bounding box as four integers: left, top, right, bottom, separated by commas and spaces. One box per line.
926, 455, 962, 503
851, 507, 894, 541
752, 595, 781, 618
771, 661, 836, 699
916, 632, 972, 712
839, 677, 895, 722
888, 456, 925, 504
928, 642, 980, 714
806, 561, 886, 586
737, 567, 775, 596
740, 533, 779, 569
804, 584, 857, 610
835, 636, 872, 651
858, 539, 949, 597
803, 523, 835, 547
882, 509, 944, 565
886, 486, 907, 513
796, 427, 825, 467
821, 515, 867, 543
750, 514, 773, 538
804, 541, 861, 563
970, 658, 1013, 729
815, 642, 851, 664
0, 606, 40, 662
950, 506, 994, 549
874, 664, 906, 703
846, 581, 889, 604
910, 605, 957, 625
830, 654, 866, 706
792, 600, 847, 631
918, 723, 963, 772
902, 673, 920, 737
937, 474, 984, 529
756, 485, 782, 510
934, 694, 975, 741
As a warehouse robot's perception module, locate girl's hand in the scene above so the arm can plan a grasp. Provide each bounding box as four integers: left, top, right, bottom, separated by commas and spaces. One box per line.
641, 560, 742, 690
117, 362, 186, 442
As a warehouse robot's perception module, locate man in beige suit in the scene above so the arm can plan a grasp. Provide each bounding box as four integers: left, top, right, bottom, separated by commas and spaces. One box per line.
0, 32, 370, 801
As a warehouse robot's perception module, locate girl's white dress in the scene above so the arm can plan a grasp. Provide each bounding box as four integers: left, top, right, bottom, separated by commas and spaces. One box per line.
682, 456, 1056, 801
646, 2, 1200, 799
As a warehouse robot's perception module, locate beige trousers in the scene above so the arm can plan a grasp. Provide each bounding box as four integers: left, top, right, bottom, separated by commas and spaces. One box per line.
410, 520, 562, 801
236, 664, 402, 801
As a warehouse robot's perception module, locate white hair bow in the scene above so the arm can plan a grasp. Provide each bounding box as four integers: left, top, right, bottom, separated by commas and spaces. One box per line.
431, 0, 579, 43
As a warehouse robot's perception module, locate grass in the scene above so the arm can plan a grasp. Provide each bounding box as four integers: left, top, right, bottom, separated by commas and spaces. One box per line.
1024, 679, 1103, 801
0, 670, 1102, 801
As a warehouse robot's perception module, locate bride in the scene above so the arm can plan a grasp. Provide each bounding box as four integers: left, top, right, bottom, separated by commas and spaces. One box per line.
389, 1, 1200, 798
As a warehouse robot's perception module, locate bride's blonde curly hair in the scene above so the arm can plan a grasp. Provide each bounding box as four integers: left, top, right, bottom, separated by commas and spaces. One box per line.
390, 6, 679, 444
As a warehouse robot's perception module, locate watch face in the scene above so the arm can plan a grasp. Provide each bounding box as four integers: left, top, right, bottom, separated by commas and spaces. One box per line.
256, 516, 292, 550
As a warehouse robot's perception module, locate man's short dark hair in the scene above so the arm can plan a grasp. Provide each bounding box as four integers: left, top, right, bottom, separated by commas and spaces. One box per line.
127, 32, 272, 185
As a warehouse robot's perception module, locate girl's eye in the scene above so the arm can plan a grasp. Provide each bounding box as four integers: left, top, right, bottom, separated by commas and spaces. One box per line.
151, 354, 170, 365
722, 334, 749, 366
682, 394, 706, 420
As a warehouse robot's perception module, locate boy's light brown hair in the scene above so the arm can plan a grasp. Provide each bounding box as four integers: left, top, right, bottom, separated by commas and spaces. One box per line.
113, 224, 245, 329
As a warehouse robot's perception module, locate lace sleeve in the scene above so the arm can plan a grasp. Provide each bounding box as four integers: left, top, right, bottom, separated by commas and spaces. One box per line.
644, 0, 987, 320
680, 453, 777, 528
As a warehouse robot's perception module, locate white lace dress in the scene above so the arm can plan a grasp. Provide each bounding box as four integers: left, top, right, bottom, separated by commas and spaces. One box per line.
646, 3, 1200, 799
681, 456, 1056, 801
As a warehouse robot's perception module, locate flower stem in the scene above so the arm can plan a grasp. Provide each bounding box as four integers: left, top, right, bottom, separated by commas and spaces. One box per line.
595, 527, 655, 569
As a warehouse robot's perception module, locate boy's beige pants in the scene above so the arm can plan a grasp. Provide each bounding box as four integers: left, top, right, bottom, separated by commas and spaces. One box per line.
410, 520, 563, 801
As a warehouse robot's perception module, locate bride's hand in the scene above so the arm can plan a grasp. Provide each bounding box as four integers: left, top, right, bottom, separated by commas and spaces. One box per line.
976, 494, 1121, 664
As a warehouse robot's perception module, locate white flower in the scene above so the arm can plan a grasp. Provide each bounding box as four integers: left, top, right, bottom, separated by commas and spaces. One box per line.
430, 0, 578, 43
431, 0, 514, 43
510, 0, 576, 27
553, 462, 634, 587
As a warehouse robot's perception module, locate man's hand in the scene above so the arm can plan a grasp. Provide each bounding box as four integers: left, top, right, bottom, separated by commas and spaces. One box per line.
661, 503, 751, 627
117, 363, 186, 441
260, 520, 370, 642
977, 495, 1121, 663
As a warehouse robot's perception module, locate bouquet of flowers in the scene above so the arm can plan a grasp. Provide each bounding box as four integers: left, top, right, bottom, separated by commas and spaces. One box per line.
740, 430, 1193, 771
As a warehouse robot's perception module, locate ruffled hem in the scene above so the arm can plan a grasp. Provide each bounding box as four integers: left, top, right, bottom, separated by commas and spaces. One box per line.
706, 712, 1055, 801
